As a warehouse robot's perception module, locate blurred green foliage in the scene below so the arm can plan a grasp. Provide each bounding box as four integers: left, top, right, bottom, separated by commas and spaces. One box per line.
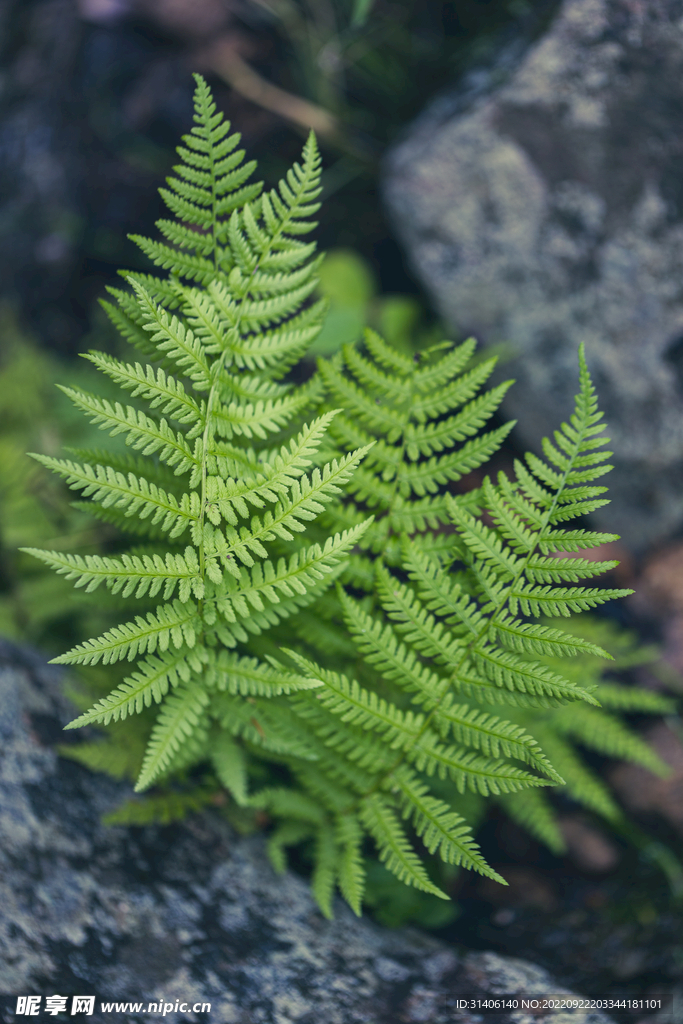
313, 247, 429, 355
0, 307, 126, 650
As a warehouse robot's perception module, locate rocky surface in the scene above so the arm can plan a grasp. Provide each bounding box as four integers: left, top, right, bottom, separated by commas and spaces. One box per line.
384, 0, 683, 552
0, 637, 620, 1024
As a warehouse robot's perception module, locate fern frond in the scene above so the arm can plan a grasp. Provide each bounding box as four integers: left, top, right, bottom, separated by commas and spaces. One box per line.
362, 327, 414, 374
409, 359, 500, 422
65, 447, 185, 494
411, 337, 476, 389
206, 650, 322, 696
27, 73, 662, 925
217, 446, 373, 560
338, 587, 451, 700
214, 695, 322, 762
59, 737, 145, 782
404, 383, 512, 458
251, 786, 327, 824
390, 766, 506, 880
206, 410, 337, 512
492, 614, 611, 659
129, 235, 216, 285
287, 652, 551, 796
210, 733, 249, 805
394, 428, 514, 495
537, 528, 621, 554
338, 594, 561, 781
100, 292, 158, 355
266, 821, 315, 874
135, 683, 210, 791
103, 787, 217, 826
433, 696, 563, 783
359, 792, 448, 897
212, 388, 319, 441
312, 826, 338, 919
593, 682, 676, 714
376, 564, 481, 655
131, 280, 213, 389
316, 336, 654, 914
218, 522, 372, 633
532, 726, 622, 821
509, 582, 632, 618
550, 703, 672, 776
335, 814, 366, 915
69, 499, 168, 540
27, 75, 382, 914
401, 547, 484, 633
472, 645, 601, 706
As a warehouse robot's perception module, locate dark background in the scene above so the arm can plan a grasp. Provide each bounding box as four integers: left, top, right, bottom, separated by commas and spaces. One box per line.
0, 0, 558, 355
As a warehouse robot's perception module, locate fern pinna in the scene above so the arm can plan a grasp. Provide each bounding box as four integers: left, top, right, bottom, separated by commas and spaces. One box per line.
24, 76, 372, 796
264, 337, 673, 914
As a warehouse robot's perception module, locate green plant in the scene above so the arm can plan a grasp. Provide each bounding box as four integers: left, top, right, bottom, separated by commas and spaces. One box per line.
268, 336, 676, 914
25, 73, 372, 787
24, 77, 678, 922
0, 311, 124, 649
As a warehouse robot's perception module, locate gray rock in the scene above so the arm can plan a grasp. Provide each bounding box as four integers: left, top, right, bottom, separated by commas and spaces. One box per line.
0, 638, 616, 1024
384, 0, 683, 552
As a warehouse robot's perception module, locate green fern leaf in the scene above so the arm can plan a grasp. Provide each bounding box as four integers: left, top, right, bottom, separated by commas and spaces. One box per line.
22, 547, 204, 600
359, 792, 448, 897
66, 647, 207, 726
82, 352, 204, 426
210, 733, 249, 805
266, 821, 315, 875
390, 766, 506, 880
135, 683, 210, 791
53, 600, 199, 666
335, 814, 366, 916
28, 454, 200, 538
103, 787, 217, 826
206, 650, 322, 696
550, 703, 672, 776
57, 386, 198, 473
532, 726, 622, 821
312, 827, 338, 919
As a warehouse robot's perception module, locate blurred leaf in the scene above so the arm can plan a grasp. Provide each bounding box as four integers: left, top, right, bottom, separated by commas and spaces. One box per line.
376, 295, 422, 353
310, 249, 377, 355
363, 858, 460, 928
0, 310, 121, 648
318, 248, 376, 306
351, 0, 377, 28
